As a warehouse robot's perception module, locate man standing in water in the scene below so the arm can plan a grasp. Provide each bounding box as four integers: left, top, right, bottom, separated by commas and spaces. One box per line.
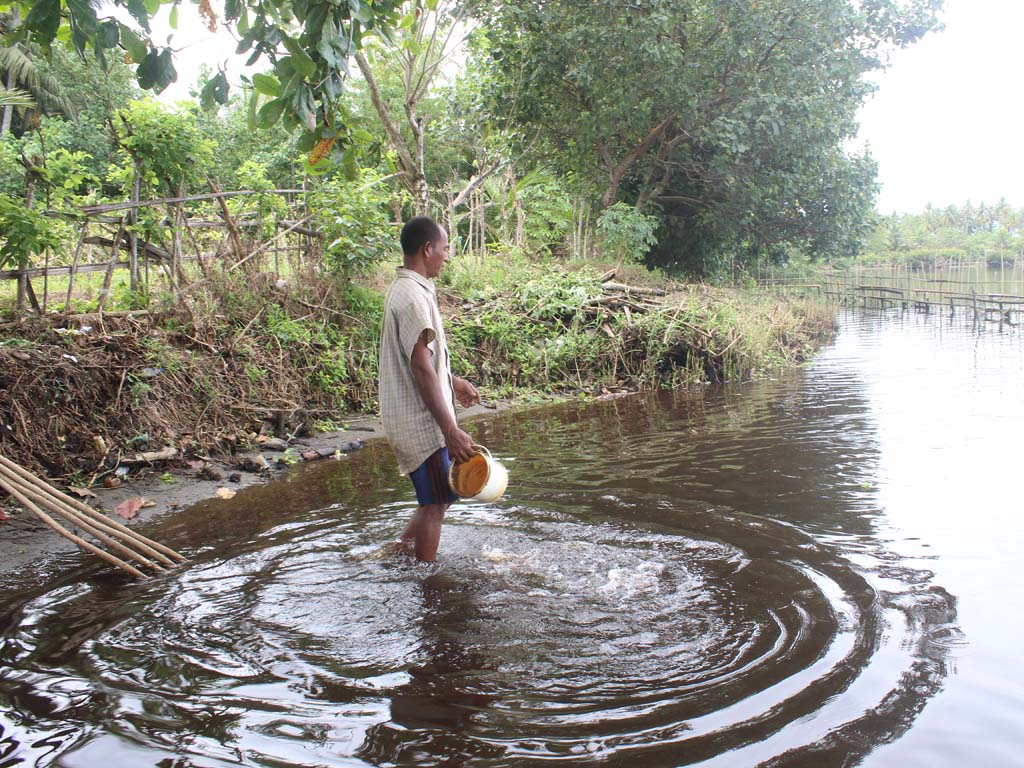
379, 216, 480, 561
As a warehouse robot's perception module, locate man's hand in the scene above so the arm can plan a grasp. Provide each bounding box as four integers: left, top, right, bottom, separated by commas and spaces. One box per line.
444, 424, 477, 463
452, 376, 481, 408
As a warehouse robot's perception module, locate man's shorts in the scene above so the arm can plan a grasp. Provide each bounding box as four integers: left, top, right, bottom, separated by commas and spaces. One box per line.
409, 447, 459, 506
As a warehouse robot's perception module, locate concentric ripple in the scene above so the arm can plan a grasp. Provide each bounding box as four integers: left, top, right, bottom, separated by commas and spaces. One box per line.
0, 488, 952, 767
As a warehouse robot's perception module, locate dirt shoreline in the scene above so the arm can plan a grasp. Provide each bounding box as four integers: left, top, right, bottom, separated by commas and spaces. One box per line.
0, 403, 506, 578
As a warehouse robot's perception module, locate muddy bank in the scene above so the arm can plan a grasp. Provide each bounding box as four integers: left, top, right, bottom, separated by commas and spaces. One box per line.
0, 271, 835, 483
1, 265, 835, 581
0, 404, 512, 578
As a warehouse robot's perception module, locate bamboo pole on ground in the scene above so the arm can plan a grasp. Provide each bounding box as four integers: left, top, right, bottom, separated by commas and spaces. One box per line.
0, 455, 184, 561
0, 463, 176, 563
0, 453, 186, 578
3, 473, 164, 571
0, 475, 148, 579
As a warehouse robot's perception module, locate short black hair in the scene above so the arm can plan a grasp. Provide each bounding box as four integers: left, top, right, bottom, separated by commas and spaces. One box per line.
400, 216, 442, 257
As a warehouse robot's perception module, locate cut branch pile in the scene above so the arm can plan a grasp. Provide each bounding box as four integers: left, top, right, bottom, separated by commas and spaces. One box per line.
0, 452, 186, 579
585, 280, 666, 320
0, 265, 377, 478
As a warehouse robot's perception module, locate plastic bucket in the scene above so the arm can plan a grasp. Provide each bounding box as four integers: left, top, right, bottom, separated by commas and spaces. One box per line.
448, 445, 508, 503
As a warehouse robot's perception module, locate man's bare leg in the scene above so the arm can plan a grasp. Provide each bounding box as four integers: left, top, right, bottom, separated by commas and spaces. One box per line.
399, 503, 449, 562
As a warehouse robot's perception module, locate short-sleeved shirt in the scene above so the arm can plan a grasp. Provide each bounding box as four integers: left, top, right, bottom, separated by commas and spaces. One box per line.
379, 267, 456, 474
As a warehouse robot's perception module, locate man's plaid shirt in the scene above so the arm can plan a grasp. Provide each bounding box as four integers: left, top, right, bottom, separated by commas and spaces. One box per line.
378, 267, 456, 474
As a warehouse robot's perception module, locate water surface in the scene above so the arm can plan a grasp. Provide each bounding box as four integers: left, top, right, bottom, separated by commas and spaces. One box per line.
1, 308, 1022, 766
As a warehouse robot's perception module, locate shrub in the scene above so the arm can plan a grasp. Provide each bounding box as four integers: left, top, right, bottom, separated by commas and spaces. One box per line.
596, 202, 659, 269
0, 193, 61, 270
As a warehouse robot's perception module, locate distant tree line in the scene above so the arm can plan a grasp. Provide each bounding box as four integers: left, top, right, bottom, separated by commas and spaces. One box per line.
862, 200, 1023, 267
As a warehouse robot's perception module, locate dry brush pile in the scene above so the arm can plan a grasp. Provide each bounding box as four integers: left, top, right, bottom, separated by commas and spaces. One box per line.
0, 269, 381, 479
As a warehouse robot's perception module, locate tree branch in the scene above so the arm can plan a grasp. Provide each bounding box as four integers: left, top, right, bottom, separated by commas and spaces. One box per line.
600, 115, 675, 208
354, 50, 417, 186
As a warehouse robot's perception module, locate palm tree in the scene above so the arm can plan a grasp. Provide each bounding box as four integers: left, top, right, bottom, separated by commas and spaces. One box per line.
0, 43, 77, 135
0, 85, 34, 109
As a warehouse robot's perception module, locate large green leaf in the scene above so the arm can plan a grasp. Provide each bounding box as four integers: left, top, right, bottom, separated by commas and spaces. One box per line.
256, 97, 286, 129
98, 19, 120, 49
125, 0, 151, 31
281, 38, 317, 78
290, 83, 317, 131
200, 70, 229, 110
119, 24, 148, 62
136, 47, 176, 92
23, 0, 61, 42
252, 72, 280, 96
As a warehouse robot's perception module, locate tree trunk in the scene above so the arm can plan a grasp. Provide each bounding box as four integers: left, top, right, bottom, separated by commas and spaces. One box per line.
410, 114, 428, 215
599, 116, 674, 209
354, 51, 428, 214
208, 177, 244, 258
1, 70, 15, 136
1, 10, 20, 136
499, 169, 510, 242
16, 168, 36, 311
515, 197, 525, 249
413, 174, 429, 217
97, 218, 126, 311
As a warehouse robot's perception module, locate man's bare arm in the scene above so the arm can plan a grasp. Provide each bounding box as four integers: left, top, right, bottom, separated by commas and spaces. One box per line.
410, 334, 475, 462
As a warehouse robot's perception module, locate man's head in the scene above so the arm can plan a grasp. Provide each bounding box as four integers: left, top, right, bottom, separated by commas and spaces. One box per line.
400, 216, 449, 279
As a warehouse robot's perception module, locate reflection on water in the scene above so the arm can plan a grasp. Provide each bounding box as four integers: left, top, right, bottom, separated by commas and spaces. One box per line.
1, 308, 1021, 766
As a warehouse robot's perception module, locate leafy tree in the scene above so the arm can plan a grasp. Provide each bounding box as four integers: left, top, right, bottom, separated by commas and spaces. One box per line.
860, 199, 1024, 267
110, 99, 213, 197
477, 0, 941, 273
597, 202, 658, 270
499, 167, 575, 256
229, 158, 288, 238
353, 0, 480, 214
309, 167, 395, 284
0, 190, 58, 269
192, 71, 300, 189
33, 43, 140, 192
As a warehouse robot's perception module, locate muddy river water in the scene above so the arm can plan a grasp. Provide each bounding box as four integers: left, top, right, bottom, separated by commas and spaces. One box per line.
2, 308, 1023, 767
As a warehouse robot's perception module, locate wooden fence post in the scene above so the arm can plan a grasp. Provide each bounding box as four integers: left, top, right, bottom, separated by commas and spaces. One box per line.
129, 171, 141, 292
273, 221, 280, 278
97, 217, 126, 312
16, 271, 27, 312
63, 224, 88, 314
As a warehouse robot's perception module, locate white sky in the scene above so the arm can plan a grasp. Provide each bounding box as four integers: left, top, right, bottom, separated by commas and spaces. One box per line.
154, 0, 1023, 216
856, 0, 1024, 214
150, 4, 260, 102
